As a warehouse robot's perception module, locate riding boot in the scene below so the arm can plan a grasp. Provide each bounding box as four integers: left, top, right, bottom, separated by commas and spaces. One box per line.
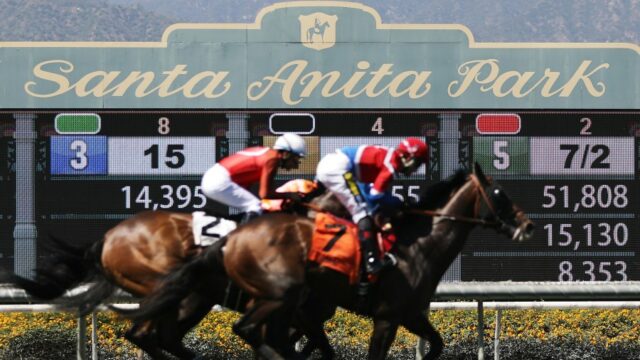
357, 217, 383, 275
240, 211, 260, 224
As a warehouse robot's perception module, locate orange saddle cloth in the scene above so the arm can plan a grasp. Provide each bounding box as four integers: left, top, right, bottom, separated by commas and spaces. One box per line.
308, 213, 361, 284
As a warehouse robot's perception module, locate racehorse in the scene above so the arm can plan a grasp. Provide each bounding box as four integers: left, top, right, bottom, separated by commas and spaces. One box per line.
7, 211, 233, 359
124, 163, 534, 359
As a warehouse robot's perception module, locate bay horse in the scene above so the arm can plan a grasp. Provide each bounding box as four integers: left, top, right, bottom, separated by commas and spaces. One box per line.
125, 163, 534, 359
223, 163, 534, 359
7, 211, 234, 359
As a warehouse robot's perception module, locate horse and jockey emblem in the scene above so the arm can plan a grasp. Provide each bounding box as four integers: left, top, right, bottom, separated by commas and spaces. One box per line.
299, 12, 338, 51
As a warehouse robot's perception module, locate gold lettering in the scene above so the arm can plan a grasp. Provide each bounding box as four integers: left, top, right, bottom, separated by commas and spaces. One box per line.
341, 61, 370, 97
109, 71, 157, 97
299, 61, 383, 98
448, 59, 499, 97
74, 71, 121, 97
488, 71, 536, 97
247, 60, 308, 105
364, 64, 394, 97
558, 60, 608, 97
448, 59, 607, 99
24, 60, 74, 98
540, 69, 563, 97
182, 71, 231, 98
387, 71, 431, 98
154, 65, 189, 97
299, 71, 341, 97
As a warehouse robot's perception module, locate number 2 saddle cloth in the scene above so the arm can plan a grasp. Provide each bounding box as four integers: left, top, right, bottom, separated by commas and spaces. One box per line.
191, 211, 238, 247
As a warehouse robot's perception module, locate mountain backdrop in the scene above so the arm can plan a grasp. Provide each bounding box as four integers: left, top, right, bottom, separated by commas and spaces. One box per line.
0, 0, 638, 43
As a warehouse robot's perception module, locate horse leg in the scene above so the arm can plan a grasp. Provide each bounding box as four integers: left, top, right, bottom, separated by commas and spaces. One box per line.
263, 288, 307, 359
156, 292, 215, 359
233, 299, 286, 360
368, 317, 400, 360
294, 300, 336, 360
401, 313, 443, 360
124, 320, 170, 360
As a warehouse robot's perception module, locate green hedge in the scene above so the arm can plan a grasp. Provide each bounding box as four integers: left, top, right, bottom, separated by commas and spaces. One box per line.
1, 309, 640, 359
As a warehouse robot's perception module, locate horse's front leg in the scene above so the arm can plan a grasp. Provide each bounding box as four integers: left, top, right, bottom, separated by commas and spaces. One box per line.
401, 313, 443, 360
368, 317, 400, 360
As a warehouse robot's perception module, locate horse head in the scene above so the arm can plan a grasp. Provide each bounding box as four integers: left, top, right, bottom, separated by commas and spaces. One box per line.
400, 163, 534, 248
470, 162, 534, 242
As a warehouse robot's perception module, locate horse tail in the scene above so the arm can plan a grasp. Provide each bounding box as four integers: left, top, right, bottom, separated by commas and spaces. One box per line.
9, 236, 115, 315
56, 240, 117, 316
119, 239, 225, 321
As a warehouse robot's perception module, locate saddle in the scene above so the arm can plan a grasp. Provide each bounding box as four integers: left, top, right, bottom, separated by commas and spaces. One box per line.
308, 212, 396, 284
192, 211, 238, 247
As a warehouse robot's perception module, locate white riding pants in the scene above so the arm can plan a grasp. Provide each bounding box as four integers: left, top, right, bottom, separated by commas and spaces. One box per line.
201, 163, 263, 213
316, 151, 368, 223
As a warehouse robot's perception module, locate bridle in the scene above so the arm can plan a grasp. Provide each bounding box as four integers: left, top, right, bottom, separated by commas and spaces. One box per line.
407, 174, 502, 228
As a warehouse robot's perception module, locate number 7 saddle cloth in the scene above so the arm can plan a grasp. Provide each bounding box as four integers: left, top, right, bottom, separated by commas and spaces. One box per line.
309, 212, 399, 284
308, 212, 361, 284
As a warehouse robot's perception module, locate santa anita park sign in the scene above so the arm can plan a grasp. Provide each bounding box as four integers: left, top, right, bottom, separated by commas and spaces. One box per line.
0, 1, 639, 109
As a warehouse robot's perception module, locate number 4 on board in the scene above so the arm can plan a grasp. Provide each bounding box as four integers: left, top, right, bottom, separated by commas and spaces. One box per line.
372, 117, 384, 135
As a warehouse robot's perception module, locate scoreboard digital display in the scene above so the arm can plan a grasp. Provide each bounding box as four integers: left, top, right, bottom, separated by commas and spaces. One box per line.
0, 118, 14, 269
7, 109, 639, 282
460, 112, 640, 281
33, 111, 438, 251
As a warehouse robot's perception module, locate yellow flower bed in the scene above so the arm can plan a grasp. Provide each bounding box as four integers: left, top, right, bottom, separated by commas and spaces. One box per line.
1, 308, 639, 356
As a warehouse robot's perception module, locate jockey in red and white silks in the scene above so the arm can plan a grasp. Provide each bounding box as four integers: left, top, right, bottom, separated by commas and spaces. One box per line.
201, 133, 306, 222
316, 138, 429, 274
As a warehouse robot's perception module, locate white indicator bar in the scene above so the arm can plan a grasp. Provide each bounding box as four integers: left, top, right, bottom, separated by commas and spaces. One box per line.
530, 137, 633, 175
108, 137, 215, 175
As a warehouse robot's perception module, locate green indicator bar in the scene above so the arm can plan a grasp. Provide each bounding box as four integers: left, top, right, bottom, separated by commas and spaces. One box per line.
55, 113, 101, 134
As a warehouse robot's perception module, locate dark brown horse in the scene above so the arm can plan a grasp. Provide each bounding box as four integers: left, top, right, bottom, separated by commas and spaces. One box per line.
7, 211, 235, 359
224, 163, 535, 359
125, 163, 534, 359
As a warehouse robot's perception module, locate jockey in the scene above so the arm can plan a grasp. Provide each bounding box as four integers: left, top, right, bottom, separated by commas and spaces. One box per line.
201, 133, 306, 223
316, 137, 429, 275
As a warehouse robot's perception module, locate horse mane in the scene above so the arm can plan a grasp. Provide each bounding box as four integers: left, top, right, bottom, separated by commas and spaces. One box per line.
417, 168, 469, 210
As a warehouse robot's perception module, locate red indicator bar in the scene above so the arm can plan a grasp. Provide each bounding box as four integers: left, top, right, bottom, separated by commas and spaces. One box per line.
476, 113, 521, 135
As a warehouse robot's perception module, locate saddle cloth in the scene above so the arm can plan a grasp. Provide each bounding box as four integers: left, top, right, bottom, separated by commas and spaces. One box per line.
308, 213, 399, 284
308, 212, 361, 284
192, 211, 237, 246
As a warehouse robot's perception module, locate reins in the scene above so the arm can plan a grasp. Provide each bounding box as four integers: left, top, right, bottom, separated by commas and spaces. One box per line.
299, 173, 501, 227
406, 174, 500, 228
405, 208, 496, 226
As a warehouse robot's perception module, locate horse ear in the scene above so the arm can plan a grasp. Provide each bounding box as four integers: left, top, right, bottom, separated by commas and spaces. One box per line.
473, 162, 490, 186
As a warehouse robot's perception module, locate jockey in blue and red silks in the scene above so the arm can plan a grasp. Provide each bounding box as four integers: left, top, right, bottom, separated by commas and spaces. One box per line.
316, 137, 429, 276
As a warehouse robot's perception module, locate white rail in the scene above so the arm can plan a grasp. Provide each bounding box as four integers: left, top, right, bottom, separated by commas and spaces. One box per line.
1, 282, 640, 360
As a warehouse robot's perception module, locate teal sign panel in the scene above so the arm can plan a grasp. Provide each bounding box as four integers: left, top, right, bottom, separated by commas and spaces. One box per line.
0, 1, 638, 109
